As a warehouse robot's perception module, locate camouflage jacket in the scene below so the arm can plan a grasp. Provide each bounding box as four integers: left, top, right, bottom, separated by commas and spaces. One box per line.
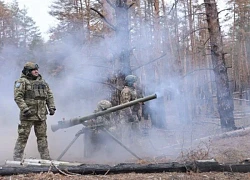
87, 107, 115, 125
120, 86, 140, 116
14, 73, 56, 121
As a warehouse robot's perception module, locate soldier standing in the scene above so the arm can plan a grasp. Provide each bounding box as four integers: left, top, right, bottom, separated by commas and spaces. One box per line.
13, 62, 56, 160
120, 75, 141, 145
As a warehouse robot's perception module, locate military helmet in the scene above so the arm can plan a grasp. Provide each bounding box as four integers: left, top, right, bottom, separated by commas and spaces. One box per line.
125, 75, 137, 87
97, 100, 112, 111
22, 62, 39, 76
24, 62, 39, 70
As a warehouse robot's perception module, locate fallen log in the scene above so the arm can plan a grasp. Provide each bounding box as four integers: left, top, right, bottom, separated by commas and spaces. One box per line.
194, 159, 250, 173
2, 160, 250, 176
0, 162, 188, 176
3, 159, 250, 176
5, 159, 81, 167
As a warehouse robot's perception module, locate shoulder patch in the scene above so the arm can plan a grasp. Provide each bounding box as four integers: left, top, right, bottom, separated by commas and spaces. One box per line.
15, 82, 21, 88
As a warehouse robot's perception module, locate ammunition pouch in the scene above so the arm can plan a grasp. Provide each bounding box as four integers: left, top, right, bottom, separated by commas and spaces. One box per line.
24, 81, 47, 100
33, 81, 47, 99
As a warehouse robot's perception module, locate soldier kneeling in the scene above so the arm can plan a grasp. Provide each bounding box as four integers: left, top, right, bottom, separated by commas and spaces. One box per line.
83, 100, 116, 159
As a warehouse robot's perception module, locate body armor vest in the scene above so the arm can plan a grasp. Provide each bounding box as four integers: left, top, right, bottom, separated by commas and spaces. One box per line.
25, 80, 47, 100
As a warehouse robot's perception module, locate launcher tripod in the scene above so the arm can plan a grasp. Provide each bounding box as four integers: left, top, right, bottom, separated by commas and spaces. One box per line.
56, 124, 142, 161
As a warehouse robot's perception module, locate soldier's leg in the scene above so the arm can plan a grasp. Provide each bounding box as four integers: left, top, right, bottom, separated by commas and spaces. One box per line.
90, 130, 99, 155
34, 121, 50, 160
84, 129, 93, 158
119, 112, 131, 145
13, 121, 33, 160
130, 115, 140, 145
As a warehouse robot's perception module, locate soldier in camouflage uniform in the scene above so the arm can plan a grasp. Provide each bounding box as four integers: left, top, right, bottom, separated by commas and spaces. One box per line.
13, 62, 56, 160
83, 100, 115, 158
120, 75, 141, 145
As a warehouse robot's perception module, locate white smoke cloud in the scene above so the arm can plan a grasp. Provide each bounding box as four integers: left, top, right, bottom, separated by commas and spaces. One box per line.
0, 3, 230, 165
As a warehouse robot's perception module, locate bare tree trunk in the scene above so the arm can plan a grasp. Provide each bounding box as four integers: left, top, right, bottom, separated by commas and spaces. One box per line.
204, 0, 235, 130
107, 0, 132, 106
84, 0, 91, 40
115, 0, 131, 75
231, 3, 236, 94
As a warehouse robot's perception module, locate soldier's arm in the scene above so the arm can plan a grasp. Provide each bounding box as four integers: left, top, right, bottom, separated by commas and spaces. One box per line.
120, 89, 133, 116
45, 82, 56, 110
14, 79, 29, 112
137, 87, 148, 119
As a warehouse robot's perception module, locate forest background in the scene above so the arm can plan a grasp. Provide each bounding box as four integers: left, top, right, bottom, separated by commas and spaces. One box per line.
0, 0, 250, 163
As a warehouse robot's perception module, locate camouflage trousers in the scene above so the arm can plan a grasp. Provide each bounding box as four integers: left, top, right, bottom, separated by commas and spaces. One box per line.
13, 120, 50, 161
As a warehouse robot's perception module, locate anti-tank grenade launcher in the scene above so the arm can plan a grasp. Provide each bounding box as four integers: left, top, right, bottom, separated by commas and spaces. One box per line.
51, 94, 157, 132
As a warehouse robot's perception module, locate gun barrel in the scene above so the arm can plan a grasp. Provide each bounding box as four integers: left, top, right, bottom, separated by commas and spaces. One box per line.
51, 93, 157, 132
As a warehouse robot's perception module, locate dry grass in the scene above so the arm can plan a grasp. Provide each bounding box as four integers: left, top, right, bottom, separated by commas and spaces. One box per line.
178, 141, 211, 163
1, 172, 250, 180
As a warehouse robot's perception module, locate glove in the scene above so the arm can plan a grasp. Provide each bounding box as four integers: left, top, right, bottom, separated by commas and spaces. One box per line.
49, 108, 56, 116
23, 109, 32, 117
